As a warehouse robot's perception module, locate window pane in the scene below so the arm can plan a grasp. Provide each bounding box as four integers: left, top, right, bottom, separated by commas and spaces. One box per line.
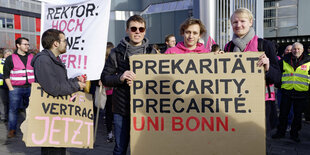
264, 1, 275, 8
35, 4, 41, 13
21, 16, 29, 31
264, 9, 276, 18
264, 19, 276, 28
0, 12, 6, 28
30, 3, 38, 13
29, 34, 36, 50
0, 0, 9, 7
278, 7, 297, 17
0, 17, 5, 28
7, 32, 15, 49
6, 18, 13, 29
22, 1, 29, 11
0, 32, 5, 47
29, 17, 35, 32
278, 17, 297, 27
9, 0, 16, 8
279, 0, 297, 6
263, 0, 297, 28
16, 1, 22, 9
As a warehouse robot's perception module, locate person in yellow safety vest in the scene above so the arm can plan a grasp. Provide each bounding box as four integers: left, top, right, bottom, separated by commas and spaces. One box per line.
272, 42, 310, 142
0, 49, 13, 122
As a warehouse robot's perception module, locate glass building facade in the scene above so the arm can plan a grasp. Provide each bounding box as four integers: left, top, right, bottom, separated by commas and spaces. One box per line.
264, 0, 310, 54
0, 0, 40, 51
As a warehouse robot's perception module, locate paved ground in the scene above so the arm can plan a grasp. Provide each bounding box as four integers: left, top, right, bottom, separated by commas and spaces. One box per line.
0, 112, 309, 155
267, 120, 310, 155
0, 112, 122, 155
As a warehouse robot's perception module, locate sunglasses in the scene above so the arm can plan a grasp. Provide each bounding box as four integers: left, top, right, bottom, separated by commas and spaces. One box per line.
130, 26, 146, 33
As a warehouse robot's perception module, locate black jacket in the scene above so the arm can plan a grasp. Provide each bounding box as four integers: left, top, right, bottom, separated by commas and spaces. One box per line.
31, 49, 80, 96
224, 38, 282, 86
278, 51, 310, 98
101, 37, 156, 117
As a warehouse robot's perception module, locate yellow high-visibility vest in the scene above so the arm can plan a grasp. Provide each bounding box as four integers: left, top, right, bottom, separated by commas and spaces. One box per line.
281, 61, 310, 91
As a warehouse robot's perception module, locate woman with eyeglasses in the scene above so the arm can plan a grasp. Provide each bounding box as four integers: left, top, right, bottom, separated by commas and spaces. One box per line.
165, 18, 209, 54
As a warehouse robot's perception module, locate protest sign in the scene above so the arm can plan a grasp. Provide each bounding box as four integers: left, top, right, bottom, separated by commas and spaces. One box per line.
21, 83, 94, 148
130, 52, 265, 155
40, 0, 111, 80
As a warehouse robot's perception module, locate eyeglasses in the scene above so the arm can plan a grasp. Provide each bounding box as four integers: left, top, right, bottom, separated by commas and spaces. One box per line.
21, 43, 30, 46
60, 39, 67, 43
130, 27, 146, 33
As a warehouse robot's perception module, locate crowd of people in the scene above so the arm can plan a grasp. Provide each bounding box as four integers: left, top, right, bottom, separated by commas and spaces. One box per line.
0, 7, 309, 155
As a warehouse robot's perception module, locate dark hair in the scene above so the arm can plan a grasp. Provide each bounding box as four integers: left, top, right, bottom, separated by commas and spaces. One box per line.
126, 15, 146, 29
180, 18, 207, 37
152, 44, 159, 50
165, 34, 175, 43
0, 48, 3, 58
106, 42, 114, 60
211, 44, 220, 52
15, 37, 29, 48
41, 29, 64, 49
107, 42, 114, 49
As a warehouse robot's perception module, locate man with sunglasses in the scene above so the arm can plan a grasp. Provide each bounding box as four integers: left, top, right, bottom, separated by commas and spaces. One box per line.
101, 15, 156, 155
3, 37, 34, 138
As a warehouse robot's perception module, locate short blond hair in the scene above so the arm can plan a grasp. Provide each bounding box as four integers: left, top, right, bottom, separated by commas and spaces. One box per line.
231, 8, 253, 23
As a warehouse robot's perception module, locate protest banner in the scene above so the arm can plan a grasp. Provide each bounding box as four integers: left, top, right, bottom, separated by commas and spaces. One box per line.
40, 0, 111, 80
21, 83, 94, 148
130, 52, 266, 155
